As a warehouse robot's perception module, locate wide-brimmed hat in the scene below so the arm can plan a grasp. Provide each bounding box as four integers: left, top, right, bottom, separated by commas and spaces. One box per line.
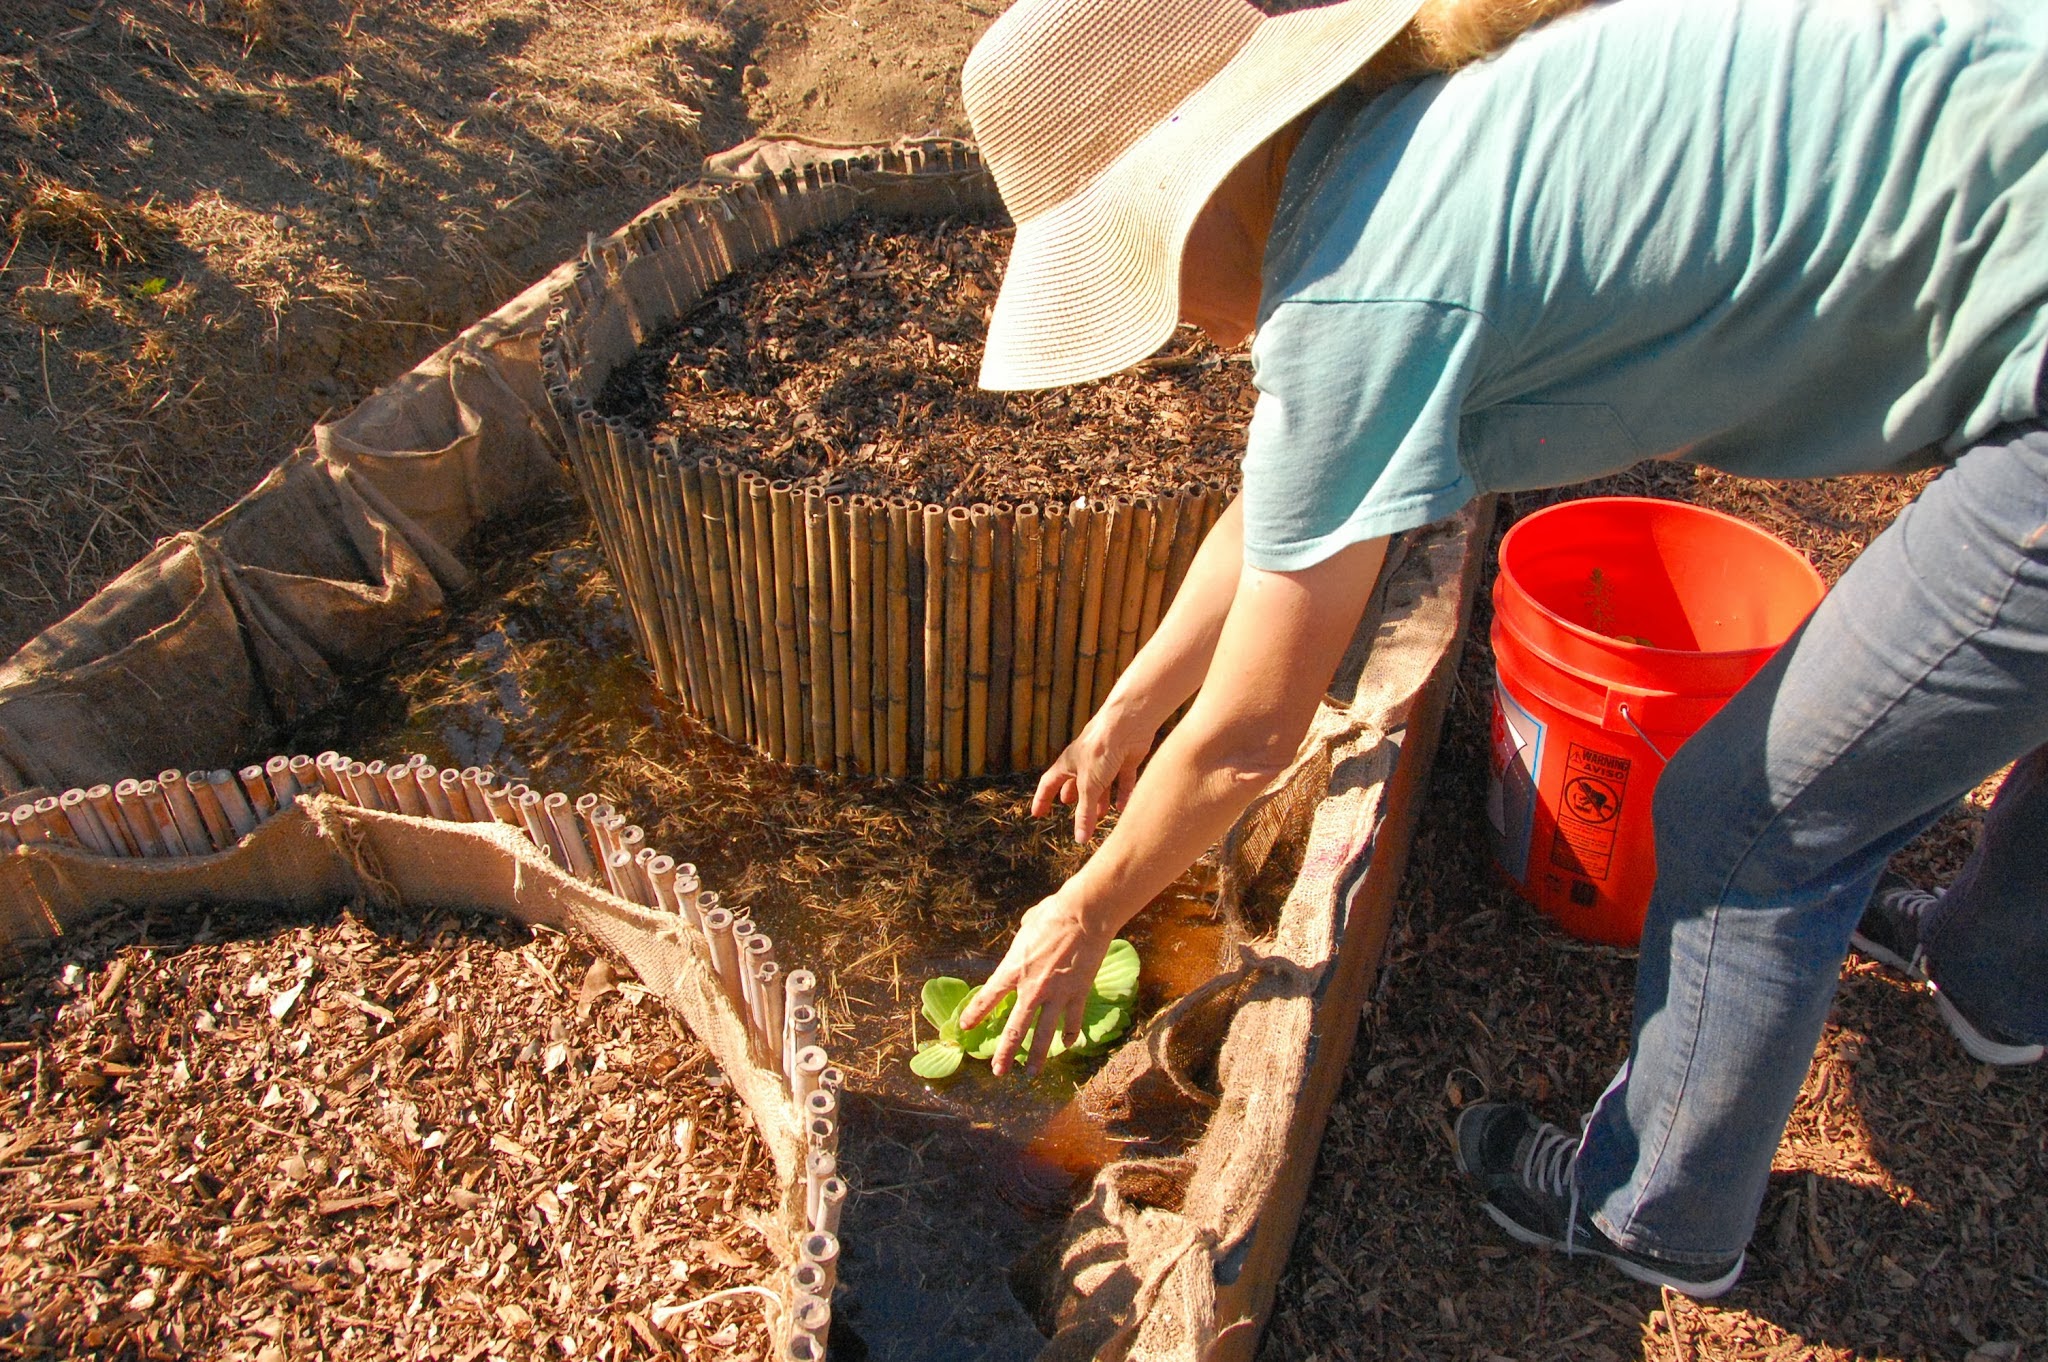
964, 0, 1425, 391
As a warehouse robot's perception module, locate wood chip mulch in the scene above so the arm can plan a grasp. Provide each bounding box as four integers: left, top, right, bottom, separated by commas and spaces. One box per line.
0, 899, 781, 1362
1260, 461, 2046, 1362
595, 217, 1255, 507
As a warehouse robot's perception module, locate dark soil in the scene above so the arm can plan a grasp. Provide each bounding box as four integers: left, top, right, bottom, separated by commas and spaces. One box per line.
596, 217, 1255, 507
0, 897, 781, 1362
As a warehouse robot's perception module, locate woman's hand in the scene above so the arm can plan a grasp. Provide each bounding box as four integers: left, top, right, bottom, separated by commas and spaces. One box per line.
1032, 701, 1158, 843
957, 888, 1117, 1077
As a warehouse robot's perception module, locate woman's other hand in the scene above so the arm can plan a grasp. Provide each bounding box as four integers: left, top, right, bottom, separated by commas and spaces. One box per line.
957, 887, 1114, 1076
1032, 701, 1157, 843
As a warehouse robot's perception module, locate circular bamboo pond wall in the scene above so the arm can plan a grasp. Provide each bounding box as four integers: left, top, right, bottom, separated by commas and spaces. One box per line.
541, 145, 1234, 779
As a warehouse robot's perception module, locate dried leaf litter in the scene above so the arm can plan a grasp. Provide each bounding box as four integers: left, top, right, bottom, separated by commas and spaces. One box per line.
596, 217, 1255, 506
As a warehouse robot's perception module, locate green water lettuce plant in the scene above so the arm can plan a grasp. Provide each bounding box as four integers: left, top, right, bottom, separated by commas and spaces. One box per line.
910, 939, 1140, 1081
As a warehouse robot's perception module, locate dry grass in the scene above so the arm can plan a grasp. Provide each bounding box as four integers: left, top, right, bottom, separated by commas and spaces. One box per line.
1261, 464, 2045, 1362
0, 0, 751, 656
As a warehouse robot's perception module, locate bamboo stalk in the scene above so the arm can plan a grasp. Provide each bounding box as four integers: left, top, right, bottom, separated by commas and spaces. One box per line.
1031, 503, 1066, 768
136, 781, 187, 856
920, 502, 947, 777
759, 958, 786, 1071
988, 504, 1015, 769
265, 755, 298, 806
1160, 483, 1206, 614
826, 494, 854, 774
387, 761, 428, 816
673, 867, 703, 930
792, 1045, 828, 1110
681, 460, 742, 739
770, 481, 808, 764
545, 793, 596, 878
941, 506, 971, 778
799, 1232, 840, 1298
1009, 504, 1044, 772
1082, 498, 1131, 724
6, 805, 38, 848
1137, 492, 1183, 648
846, 496, 876, 775
803, 490, 834, 767
480, 779, 515, 827
785, 1005, 819, 1094
865, 497, 889, 771
886, 499, 915, 777
63, 787, 111, 854
747, 475, 788, 761
186, 779, 230, 852
788, 484, 814, 761
211, 770, 256, 835
25, 796, 66, 848
597, 423, 668, 696
85, 784, 134, 855
157, 770, 210, 855
622, 425, 685, 699
792, 1294, 831, 1345
417, 763, 455, 819
732, 918, 763, 1026
314, 753, 348, 799
439, 768, 473, 821
724, 465, 766, 748
657, 455, 715, 719
1073, 497, 1122, 733
816, 1176, 847, 1239
966, 505, 994, 776
783, 969, 817, 1076
703, 905, 740, 1002
243, 764, 282, 818
1045, 501, 1088, 757
1111, 496, 1156, 693
805, 1149, 837, 1229
646, 855, 679, 915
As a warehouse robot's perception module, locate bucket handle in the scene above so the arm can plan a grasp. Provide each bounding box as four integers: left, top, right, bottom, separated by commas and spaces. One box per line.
1615, 702, 1674, 764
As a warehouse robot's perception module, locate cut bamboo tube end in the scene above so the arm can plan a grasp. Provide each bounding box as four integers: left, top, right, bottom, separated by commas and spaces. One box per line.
792, 1045, 828, 1110
798, 1231, 840, 1297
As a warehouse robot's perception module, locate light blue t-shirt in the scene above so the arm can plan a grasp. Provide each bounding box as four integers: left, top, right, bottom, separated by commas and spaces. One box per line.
1241, 0, 2048, 570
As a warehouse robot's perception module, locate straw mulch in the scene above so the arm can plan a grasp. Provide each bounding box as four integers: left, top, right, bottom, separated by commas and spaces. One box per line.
0, 897, 781, 1361
597, 218, 1255, 507
1261, 460, 2045, 1362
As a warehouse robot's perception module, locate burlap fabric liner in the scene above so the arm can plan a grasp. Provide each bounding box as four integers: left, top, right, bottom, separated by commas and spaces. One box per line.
0, 136, 989, 797
1026, 508, 1479, 1362
0, 134, 1479, 1360
0, 794, 807, 1237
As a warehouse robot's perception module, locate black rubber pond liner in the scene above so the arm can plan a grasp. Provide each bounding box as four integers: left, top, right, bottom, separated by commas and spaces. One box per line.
0, 136, 1487, 1361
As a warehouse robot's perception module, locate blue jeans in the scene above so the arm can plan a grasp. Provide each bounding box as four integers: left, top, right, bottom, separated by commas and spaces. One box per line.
1573, 416, 2048, 1265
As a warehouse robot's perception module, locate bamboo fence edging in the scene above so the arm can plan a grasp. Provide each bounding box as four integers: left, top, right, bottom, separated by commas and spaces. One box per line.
0, 746, 855, 1357
540, 161, 1235, 779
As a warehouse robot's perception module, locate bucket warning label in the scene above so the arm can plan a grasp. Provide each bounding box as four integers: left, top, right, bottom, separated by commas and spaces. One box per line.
1548, 744, 1632, 882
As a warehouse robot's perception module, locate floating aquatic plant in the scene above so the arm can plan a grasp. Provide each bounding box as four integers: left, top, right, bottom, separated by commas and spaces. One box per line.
910, 939, 1141, 1081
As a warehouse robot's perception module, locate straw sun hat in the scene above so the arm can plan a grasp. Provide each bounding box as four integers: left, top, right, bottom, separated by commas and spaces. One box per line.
963, 0, 1426, 391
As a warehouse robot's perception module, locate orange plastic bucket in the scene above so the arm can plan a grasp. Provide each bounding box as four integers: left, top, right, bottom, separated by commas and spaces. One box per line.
1487, 497, 1826, 945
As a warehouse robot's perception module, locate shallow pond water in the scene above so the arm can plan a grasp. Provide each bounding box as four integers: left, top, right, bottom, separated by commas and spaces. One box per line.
286, 495, 1230, 1360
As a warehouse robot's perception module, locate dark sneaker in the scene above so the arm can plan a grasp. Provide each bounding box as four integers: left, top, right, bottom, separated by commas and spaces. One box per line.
1850, 874, 1938, 979
1853, 877, 2043, 1066
1453, 1102, 1744, 1299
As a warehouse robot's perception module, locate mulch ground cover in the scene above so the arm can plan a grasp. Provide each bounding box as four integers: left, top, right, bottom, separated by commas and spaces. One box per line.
596, 217, 1253, 507
0, 896, 782, 1361
1261, 460, 2046, 1362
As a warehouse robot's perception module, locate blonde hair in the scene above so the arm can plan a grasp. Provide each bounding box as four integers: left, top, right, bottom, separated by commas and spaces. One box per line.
1358, 0, 1596, 84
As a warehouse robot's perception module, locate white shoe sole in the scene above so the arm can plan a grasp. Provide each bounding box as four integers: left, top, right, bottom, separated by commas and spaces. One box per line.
1933, 988, 2045, 1066
1479, 1203, 1745, 1299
